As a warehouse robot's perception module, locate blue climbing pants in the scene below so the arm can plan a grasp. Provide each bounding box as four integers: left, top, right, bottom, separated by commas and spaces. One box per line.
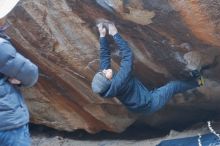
148, 80, 199, 113
0, 124, 31, 146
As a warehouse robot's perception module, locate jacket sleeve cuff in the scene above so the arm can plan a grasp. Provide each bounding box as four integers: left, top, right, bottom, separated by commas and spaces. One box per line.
100, 36, 107, 43
16, 60, 39, 87
112, 33, 121, 41
100, 37, 109, 49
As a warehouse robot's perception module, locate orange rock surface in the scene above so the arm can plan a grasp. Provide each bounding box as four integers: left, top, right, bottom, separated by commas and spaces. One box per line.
5, 0, 220, 133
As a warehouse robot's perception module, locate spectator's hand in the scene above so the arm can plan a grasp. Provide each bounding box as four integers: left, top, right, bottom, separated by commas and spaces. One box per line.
108, 23, 118, 36
97, 23, 106, 37
8, 78, 21, 85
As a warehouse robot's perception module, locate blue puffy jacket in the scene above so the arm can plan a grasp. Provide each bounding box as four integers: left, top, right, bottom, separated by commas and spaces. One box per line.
99, 33, 152, 113
0, 35, 38, 131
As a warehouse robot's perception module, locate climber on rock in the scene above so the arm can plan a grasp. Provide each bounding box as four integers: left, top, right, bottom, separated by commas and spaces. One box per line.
91, 22, 204, 114
0, 1, 39, 146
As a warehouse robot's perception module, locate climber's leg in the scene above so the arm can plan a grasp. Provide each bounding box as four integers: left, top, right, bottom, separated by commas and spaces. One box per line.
148, 80, 199, 113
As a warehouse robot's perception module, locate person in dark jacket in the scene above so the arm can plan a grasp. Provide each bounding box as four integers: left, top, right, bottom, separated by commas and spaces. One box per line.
0, 1, 39, 146
91, 22, 204, 114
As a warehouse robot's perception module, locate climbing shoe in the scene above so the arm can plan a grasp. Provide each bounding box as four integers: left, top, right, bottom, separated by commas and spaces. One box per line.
190, 70, 205, 86
197, 75, 205, 86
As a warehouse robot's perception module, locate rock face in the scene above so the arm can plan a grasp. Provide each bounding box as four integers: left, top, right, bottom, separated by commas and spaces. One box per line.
5, 0, 220, 133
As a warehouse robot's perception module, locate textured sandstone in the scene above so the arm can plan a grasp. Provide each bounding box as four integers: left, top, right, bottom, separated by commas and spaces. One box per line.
4, 0, 220, 133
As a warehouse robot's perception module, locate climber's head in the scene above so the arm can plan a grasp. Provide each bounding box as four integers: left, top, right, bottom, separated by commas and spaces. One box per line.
0, 0, 20, 21
91, 69, 113, 94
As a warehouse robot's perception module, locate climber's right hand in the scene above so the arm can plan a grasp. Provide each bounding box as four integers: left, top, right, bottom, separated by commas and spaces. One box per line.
108, 23, 118, 36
